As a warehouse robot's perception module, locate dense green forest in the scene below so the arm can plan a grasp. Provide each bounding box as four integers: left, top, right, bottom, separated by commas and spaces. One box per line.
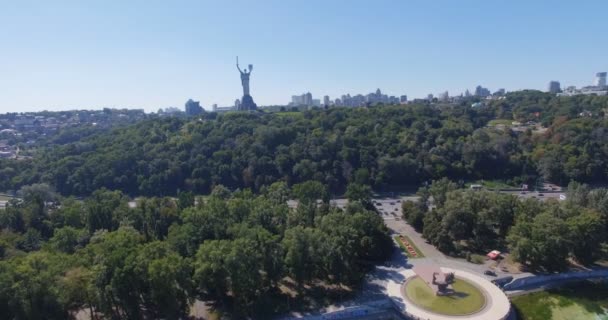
0, 182, 391, 318
1, 91, 608, 318
403, 179, 608, 271
2, 91, 608, 197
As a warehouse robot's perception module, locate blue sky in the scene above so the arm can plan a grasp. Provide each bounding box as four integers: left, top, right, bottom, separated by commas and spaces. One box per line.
1, 0, 607, 112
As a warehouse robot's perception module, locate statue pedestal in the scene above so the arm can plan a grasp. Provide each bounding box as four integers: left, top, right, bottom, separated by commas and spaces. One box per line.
239, 94, 257, 111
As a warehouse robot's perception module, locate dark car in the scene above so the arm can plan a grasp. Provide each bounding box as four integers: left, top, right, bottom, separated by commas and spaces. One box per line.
538, 193, 544, 196
492, 276, 514, 288
484, 270, 497, 276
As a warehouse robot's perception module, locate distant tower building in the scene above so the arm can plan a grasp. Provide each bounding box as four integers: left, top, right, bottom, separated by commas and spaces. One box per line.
235, 99, 241, 109
212, 104, 218, 112
323, 95, 330, 106
547, 81, 561, 94
185, 99, 204, 116
475, 85, 491, 97
305, 92, 313, 105
464, 89, 472, 97
291, 95, 303, 105
400, 95, 408, 103
427, 94, 434, 101
595, 72, 607, 87
493, 88, 506, 96
439, 91, 449, 102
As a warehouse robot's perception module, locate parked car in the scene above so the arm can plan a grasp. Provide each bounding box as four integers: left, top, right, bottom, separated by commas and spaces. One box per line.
492, 276, 514, 288
484, 270, 497, 276
538, 193, 544, 196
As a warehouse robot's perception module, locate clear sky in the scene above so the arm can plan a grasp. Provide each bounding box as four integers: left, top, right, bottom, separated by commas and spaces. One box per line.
1, 0, 607, 112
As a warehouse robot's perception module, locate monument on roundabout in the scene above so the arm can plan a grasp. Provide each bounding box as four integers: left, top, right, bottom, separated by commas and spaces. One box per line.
391, 265, 512, 319
236, 56, 258, 111
432, 269, 456, 295
414, 265, 456, 296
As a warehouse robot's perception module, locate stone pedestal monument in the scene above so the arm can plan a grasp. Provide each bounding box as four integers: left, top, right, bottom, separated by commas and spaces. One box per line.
236, 56, 257, 111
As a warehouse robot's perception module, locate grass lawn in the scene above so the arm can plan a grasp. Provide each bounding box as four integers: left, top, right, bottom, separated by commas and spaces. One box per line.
512, 281, 608, 320
394, 235, 424, 258
404, 277, 485, 315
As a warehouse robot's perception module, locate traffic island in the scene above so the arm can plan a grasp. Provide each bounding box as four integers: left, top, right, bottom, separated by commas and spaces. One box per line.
386, 267, 512, 320
395, 234, 424, 258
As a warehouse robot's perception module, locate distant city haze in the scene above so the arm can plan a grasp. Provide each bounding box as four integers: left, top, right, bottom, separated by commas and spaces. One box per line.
1, 0, 607, 113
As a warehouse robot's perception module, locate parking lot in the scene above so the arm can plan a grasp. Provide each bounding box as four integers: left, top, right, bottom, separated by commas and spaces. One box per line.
373, 198, 413, 220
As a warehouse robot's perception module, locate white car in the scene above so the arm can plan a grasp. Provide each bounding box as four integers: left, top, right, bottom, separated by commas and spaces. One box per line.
559, 194, 566, 201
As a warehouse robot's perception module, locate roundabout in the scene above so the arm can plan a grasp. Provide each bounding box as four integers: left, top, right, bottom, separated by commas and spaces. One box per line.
387, 266, 511, 320
403, 276, 486, 316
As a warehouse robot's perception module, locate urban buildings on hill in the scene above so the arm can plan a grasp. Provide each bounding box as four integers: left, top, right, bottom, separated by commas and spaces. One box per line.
475, 85, 491, 97
287, 86, 510, 108
160, 71, 608, 113
494, 88, 506, 96
209, 103, 234, 113
289, 89, 405, 108
290, 92, 316, 107
0, 109, 147, 158
557, 72, 608, 96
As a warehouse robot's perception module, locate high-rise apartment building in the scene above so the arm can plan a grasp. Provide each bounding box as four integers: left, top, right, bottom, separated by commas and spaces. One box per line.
323, 95, 330, 106
595, 72, 607, 88
547, 81, 561, 94
185, 99, 204, 116
305, 92, 313, 106
475, 85, 491, 97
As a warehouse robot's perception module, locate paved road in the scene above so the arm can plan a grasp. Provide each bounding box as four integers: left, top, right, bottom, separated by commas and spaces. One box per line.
501, 190, 565, 201
376, 195, 533, 279
288, 193, 539, 281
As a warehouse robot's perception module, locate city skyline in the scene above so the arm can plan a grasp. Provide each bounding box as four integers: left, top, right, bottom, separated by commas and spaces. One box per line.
1, 1, 608, 113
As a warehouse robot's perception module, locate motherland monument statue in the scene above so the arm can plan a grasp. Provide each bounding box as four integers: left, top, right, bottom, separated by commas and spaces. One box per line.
236, 56, 257, 111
